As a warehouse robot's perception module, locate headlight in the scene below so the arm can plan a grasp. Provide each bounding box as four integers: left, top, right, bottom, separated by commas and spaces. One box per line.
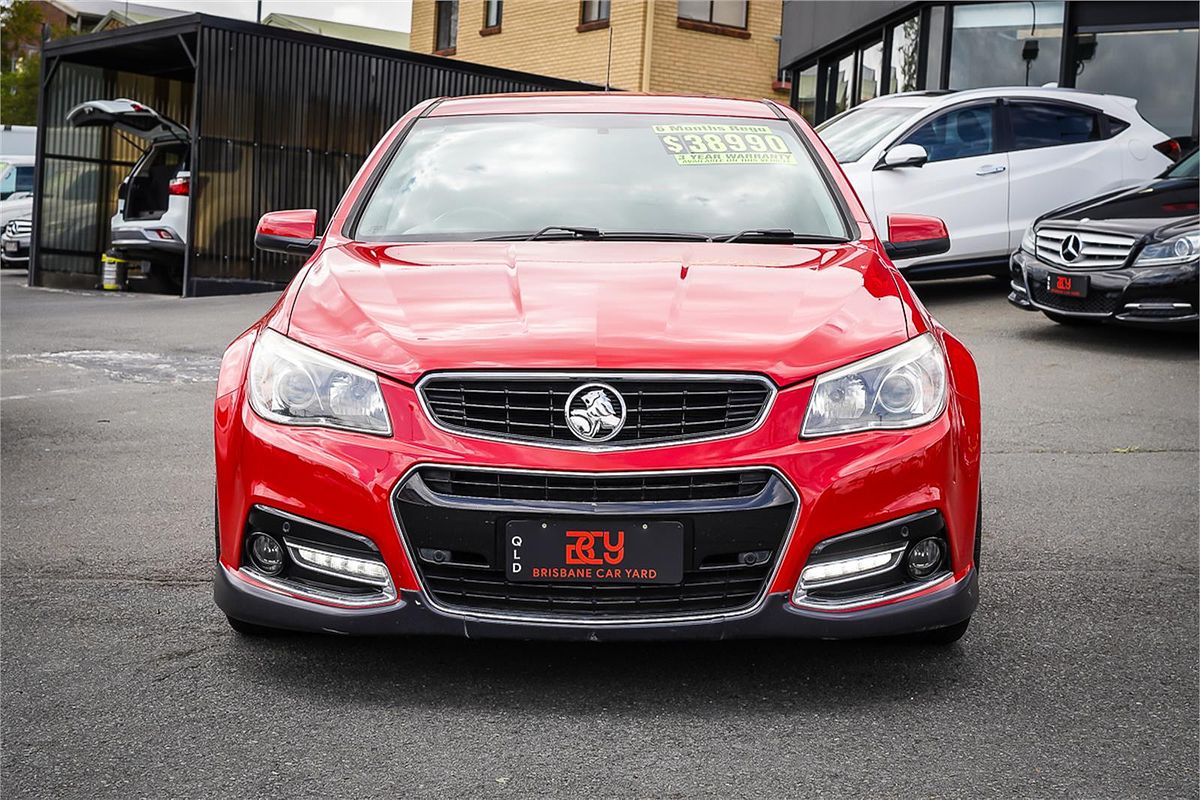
1020, 223, 1037, 254
801, 333, 947, 438
1134, 232, 1200, 266
248, 328, 391, 435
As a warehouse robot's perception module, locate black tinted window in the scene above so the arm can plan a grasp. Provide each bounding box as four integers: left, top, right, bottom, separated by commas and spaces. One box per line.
903, 106, 994, 162
15, 166, 34, 193
1010, 103, 1101, 150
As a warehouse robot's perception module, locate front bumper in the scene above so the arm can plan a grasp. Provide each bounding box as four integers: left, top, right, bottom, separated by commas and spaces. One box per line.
216, 563, 978, 640
1, 237, 30, 265
214, 330, 982, 640
1008, 250, 1199, 328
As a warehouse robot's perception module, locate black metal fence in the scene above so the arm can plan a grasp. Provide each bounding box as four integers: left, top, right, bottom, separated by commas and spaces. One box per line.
31, 14, 597, 295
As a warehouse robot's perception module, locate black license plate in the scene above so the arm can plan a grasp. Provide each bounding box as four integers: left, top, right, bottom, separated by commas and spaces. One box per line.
1048, 272, 1088, 298
505, 520, 684, 584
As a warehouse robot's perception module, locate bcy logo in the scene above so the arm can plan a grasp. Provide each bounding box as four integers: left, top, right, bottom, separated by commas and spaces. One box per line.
565, 530, 625, 566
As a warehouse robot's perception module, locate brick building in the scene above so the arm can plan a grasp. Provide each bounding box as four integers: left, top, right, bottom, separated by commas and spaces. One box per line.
410, 0, 789, 99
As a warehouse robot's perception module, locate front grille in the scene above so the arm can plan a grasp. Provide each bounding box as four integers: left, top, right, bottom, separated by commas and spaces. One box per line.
420, 374, 773, 448
1035, 227, 1136, 270
395, 467, 797, 619
5, 219, 31, 237
421, 467, 770, 503
1027, 268, 1122, 315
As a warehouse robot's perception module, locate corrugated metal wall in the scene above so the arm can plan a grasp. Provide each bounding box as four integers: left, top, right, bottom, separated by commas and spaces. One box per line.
34, 19, 596, 295
191, 26, 595, 292
36, 62, 192, 280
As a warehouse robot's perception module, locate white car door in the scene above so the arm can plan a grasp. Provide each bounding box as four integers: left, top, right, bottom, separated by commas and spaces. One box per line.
871, 102, 1010, 269
1003, 100, 1126, 250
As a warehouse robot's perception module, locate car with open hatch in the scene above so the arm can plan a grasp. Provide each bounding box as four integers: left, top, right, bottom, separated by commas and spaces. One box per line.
214, 93, 982, 644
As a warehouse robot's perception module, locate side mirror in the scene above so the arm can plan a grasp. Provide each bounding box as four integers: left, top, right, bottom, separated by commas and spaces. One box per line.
883, 214, 950, 260
877, 143, 929, 170
255, 209, 319, 257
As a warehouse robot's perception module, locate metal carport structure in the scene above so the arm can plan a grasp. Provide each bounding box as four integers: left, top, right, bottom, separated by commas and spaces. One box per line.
30, 14, 597, 296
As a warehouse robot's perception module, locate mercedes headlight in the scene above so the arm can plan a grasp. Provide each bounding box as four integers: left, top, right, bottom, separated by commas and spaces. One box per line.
1020, 223, 1037, 254
248, 328, 391, 435
801, 333, 947, 438
1134, 232, 1200, 266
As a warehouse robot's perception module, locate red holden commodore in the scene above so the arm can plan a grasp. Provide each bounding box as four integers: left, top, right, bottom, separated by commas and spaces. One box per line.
214, 94, 981, 644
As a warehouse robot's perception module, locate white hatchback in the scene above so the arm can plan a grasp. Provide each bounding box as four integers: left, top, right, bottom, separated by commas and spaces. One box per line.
817, 87, 1176, 278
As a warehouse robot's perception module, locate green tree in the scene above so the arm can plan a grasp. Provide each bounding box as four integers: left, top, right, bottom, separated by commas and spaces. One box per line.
2, 2, 72, 125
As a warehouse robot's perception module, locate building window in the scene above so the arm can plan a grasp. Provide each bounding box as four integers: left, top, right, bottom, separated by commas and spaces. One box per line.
857, 40, 883, 104
435, 0, 458, 53
678, 1, 748, 30
887, 14, 921, 93
828, 53, 854, 117
483, 0, 502, 31
1073, 27, 1199, 149
949, 2, 1064, 90
925, 6, 947, 89
580, 0, 610, 25
793, 64, 818, 123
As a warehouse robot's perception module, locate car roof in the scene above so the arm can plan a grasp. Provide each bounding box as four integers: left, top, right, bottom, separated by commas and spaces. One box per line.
0, 155, 35, 165
859, 86, 1138, 113
429, 92, 781, 118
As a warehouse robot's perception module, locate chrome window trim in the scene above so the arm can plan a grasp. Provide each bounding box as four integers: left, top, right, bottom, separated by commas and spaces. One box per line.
415, 371, 778, 452
388, 462, 801, 626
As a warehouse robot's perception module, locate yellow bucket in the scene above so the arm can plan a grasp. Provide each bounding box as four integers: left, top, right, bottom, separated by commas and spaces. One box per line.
100, 253, 130, 291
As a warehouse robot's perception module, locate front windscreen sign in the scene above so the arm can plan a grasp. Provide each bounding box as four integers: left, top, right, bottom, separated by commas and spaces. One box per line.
653, 124, 798, 166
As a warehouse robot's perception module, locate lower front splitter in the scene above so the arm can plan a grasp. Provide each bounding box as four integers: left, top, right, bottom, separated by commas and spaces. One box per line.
215, 564, 978, 641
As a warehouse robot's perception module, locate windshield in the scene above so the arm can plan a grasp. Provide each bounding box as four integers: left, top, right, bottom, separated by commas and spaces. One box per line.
354, 114, 849, 241
816, 106, 922, 163
1167, 149, 1199, 179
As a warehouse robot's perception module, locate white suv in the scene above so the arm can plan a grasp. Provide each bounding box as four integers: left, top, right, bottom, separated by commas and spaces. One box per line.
817, 87, 1176, 278
68, 99, 190, 288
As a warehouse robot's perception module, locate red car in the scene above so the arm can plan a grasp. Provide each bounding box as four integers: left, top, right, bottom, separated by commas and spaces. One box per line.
214, 94, 981, 644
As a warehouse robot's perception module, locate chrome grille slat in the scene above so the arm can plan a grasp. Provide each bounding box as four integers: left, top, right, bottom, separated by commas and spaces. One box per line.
419, 373, 774, 449
1035, 227, 1137, 270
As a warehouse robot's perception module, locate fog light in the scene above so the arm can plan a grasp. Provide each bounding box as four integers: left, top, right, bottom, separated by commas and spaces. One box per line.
248, 532, 285, 576
287, 542, 389, 586
906, 537, 945, 579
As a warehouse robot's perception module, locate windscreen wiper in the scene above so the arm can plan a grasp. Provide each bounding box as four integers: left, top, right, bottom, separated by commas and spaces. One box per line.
526, 226, 603, 241
477, 228, 712, 242
721, 228, 850, 244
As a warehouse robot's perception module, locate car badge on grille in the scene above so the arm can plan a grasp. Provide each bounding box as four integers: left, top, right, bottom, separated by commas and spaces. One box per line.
565, 383, 626, 443
1060, 233, 1083, 263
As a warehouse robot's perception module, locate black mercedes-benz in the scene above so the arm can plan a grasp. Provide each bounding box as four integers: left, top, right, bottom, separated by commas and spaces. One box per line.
1009, 149, 1199, 329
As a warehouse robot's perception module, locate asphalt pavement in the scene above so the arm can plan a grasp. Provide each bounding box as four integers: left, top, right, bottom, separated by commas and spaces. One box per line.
1, 270, 1196, 798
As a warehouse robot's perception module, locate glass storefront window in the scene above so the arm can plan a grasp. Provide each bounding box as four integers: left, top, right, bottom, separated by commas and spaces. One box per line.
949, 2, 1063, 89
889, 15, 921, 93
1074, 28, 1200, 148
830, 53, 854, 116
858, 41, 883, 104
794, 64, 818, 124
925, 6, 946, 89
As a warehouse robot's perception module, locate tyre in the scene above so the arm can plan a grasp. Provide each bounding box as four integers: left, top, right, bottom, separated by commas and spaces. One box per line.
226, 615, 275, 636
1043, 311, 1096, 326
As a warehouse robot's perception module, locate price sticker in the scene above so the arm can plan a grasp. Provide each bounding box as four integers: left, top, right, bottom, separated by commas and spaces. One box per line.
653, 124, 798, 165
